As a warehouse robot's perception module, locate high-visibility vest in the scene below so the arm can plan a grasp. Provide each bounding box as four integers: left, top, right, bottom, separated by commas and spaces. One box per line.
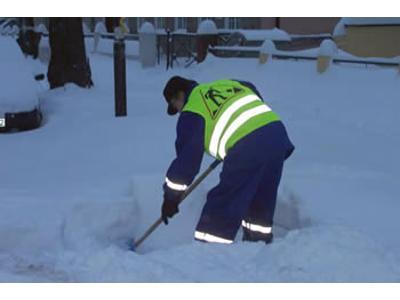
182, 80, 281, 160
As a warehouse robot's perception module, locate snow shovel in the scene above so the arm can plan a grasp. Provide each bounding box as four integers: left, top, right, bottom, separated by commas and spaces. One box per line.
130, 159, 221, 251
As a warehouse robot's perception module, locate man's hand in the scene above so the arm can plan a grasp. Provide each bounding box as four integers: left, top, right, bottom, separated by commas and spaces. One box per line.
161, 199, 179, 225
161, 184, 184, 225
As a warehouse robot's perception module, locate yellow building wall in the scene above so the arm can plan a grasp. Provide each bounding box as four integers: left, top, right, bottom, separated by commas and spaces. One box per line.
335, 26, 400, 58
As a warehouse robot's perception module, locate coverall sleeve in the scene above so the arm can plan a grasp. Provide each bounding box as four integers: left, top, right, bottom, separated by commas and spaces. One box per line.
165, 112, 205, 189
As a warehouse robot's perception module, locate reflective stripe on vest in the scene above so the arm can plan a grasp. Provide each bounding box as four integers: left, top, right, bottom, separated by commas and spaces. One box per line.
241, 220, 272, 234
182, 80, 280, 160
165, 177, 188, 191
209, 94, 261, 157
194, 231, 233, 244
218, 104, 271, 159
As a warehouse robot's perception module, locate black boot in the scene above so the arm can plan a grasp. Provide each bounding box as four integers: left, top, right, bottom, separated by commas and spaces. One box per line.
242, 229, 273, 244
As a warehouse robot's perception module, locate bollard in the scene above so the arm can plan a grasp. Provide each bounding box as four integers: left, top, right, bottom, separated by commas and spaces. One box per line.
114, 27, 127, 117
139, 22, 157, 68
317, 39, 337, 74
259, 40, 276, 65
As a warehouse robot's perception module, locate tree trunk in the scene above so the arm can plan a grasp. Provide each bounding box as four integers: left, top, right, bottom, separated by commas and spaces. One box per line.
105, 17, 119, 33
47, 17, 93, 89
17, 17, 41, 59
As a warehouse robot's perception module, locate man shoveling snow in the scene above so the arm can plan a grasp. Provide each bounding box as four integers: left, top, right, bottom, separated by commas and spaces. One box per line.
161, 76, 295, 245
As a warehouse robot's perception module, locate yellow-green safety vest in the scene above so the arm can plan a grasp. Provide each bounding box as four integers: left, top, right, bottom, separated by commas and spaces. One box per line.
182, 80, 281, 160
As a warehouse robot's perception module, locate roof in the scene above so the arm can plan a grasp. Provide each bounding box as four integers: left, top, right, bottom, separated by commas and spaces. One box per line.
342, 17, 400, 27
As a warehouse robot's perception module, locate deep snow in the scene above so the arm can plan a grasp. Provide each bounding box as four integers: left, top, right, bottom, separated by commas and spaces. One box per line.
1, 36, 400, 282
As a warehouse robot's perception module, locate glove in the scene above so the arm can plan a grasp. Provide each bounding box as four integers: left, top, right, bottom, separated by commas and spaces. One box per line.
161, 184, 184, 225
161, 199, 179, 225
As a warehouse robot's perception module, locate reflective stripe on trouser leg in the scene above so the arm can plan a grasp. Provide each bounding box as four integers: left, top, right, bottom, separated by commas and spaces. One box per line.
194, 231, 233, 244
241, 220, 272, 234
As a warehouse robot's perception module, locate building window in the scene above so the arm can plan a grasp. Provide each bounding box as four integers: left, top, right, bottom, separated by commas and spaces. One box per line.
137, 17, 146, 30
175, 17, 187, 31
155, 17, 165, 29
226, 17, 239, 29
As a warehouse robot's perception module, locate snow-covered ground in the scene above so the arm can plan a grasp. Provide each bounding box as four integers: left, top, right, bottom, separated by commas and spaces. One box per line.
1, 37, 400, 282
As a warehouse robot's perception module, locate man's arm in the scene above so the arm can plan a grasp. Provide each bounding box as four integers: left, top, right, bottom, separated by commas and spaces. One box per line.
165, 111, 205, 192
161, 112, 205, 224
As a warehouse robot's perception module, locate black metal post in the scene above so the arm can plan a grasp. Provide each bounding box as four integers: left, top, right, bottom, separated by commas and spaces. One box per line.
170, 34, 174, 69
166, 30, 170, 70
114, 33, 127, 117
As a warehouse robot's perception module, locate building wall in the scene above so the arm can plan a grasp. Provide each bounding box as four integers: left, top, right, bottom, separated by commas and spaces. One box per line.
260, 18, 278, 29
259, 17, 340, 34
335, 25, 400, 57
280, 17, 340, 34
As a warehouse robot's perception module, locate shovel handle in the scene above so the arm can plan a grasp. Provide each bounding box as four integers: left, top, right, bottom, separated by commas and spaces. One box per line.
133, 159, 221, 250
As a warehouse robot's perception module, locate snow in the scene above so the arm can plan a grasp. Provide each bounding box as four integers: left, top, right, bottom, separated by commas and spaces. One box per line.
318, 39, 338, 57
0, 37, 39, 115
139, 22, 155, 34
1, 36, 400, 282
197, 20, 218, 35
333, 19, 346, 37
94, 22, 106, 34
240, 29, 291, 42
260, 40, 276, 54
342, 17, 400, 26
219, 29, 291, 42
90, 37, 139, 58
35, 23, 48, 35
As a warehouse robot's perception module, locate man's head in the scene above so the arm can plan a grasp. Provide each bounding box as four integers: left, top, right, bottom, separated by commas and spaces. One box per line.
163, 76, 196, 115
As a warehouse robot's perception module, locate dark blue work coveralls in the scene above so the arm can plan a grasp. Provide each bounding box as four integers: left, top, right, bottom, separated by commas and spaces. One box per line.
165, 81, 295, 243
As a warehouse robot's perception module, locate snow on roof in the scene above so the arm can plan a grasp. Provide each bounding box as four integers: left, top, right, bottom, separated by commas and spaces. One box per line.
342, 17, 400, 26
333, 19, 346, 37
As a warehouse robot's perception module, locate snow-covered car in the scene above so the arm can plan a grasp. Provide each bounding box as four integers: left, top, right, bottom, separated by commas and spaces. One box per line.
0, 36, 42, 132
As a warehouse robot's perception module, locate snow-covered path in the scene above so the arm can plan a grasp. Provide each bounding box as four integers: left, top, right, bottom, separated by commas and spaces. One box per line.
1, 41, 400, 281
